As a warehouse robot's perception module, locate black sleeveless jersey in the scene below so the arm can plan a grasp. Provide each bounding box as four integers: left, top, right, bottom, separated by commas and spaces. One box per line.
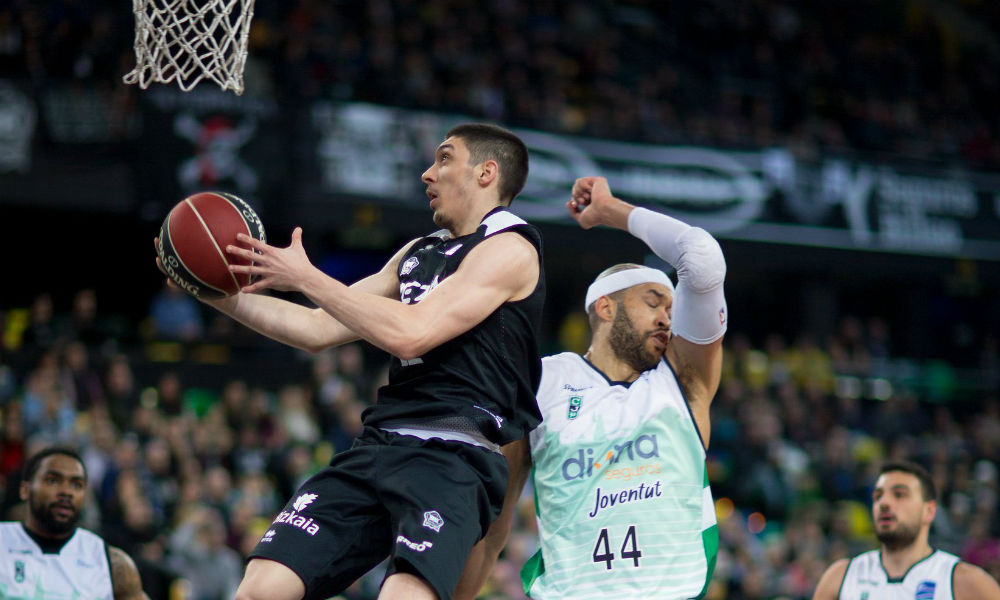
362, 208, 545, 445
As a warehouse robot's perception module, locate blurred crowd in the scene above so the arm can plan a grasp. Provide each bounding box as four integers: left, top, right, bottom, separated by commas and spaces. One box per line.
0, 286, 997, 600
4, 0, 1000, 168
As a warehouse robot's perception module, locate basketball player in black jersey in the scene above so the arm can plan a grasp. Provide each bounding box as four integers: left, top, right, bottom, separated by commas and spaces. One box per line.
157, 123, 544, 600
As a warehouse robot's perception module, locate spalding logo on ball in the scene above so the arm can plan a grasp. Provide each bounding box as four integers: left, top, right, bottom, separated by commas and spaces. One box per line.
158, 191, 266, 299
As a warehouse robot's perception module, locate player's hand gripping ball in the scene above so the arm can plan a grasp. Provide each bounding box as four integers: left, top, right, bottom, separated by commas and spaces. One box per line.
157, 192, 266, 299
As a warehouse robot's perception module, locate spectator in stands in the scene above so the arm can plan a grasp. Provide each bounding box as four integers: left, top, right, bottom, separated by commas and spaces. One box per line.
149, 282, 204, 342
103, 354, 139, 432
168, 505, 243, 600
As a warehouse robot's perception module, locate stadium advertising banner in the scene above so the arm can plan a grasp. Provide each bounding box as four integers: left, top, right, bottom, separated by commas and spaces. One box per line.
0, 81, 135, 212
310, 102, 1000, 261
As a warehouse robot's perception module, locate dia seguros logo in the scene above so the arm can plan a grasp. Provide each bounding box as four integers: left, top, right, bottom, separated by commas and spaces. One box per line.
561, 433, 661, 481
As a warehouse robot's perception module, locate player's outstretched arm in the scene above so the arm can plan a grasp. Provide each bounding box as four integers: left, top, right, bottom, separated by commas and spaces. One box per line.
811, 559, 848, 600
155, 235, 412, 353
453, 439, 532, 600
109, 546, 151, 600
570, 176, 727, 444
954, 562, 1000, 600
231, 228, 539, 360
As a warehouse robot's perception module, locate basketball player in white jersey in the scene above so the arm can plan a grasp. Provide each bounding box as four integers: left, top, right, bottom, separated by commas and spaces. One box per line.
455, 175, 727, 599
813, 460, 1000, 600
0, 447, 149, 600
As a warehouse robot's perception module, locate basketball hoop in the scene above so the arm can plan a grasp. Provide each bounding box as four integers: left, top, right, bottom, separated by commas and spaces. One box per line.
123, 0, 255, 95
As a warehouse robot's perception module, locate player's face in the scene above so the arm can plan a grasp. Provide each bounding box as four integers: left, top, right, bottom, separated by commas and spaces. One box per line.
422, 137, 479, 231
609, 284, 673, 370
871, 471, 933, 551
21, 454, 87, 537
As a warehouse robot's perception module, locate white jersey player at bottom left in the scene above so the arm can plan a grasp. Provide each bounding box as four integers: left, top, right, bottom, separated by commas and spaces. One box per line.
0, 522, 113, 599
0, 447, 149, 600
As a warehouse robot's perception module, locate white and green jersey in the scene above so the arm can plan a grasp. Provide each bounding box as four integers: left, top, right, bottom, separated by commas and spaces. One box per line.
521, 352, 717, 599
839, 549, 959, 600
0, 522, 113, 600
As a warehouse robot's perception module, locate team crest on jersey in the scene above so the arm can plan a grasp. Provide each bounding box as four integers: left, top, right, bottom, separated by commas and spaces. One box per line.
401, 257, 420, 275
14, 559, 24, 583
915, 581, 936, 600
422, 510, 445, 532
859, 593, 868, 600
567, 396, 583, 419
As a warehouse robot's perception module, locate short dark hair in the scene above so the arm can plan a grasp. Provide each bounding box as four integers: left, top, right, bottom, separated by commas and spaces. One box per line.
446, 123, 529, 205
878, 460, 936, 501
24, 447, 87, 484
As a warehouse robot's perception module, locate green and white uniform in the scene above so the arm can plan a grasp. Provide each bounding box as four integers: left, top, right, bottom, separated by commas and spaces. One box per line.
0, 522, 113, 600
521, 352, 717, 599
839, 549, 959, 600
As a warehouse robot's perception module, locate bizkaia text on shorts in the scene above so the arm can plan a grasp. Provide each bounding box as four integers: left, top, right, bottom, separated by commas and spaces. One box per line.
272, 510, 320, 536
272, 493, 321, 535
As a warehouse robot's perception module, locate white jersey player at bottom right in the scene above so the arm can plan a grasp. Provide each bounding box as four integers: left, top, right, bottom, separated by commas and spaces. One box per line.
813, 461, 1000, 600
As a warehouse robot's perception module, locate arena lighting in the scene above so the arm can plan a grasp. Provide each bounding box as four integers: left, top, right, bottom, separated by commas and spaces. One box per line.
715, 497, 735, 521
748, 512, 767, 534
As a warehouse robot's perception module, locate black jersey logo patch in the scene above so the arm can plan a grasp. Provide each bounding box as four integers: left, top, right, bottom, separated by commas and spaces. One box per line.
422, 510, 444, 532
401, 257, 419, 275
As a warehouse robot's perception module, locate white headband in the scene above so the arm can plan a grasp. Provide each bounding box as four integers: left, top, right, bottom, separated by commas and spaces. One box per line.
584, 267, 674, 311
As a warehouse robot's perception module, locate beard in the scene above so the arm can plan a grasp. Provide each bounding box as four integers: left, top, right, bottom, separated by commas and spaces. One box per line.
608, 303, 662, 373
29, 496, 80, 536
875, 517, 920, 551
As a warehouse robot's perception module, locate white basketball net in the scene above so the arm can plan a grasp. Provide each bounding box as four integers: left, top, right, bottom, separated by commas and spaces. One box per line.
123, 0, 255, 95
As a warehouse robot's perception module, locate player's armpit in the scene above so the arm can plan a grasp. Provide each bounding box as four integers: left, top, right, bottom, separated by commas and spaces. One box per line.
109, 546, 151, 600
954, 562, 1000, 600
667, 335, 722, 449
668, 336, 723, 402
811, 558, 849, 600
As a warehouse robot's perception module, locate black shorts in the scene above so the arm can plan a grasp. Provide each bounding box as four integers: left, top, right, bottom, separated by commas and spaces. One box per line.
248, 427, 509, 600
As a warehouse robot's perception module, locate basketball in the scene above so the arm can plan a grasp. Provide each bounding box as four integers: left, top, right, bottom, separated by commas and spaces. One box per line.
157, 192, 266, 299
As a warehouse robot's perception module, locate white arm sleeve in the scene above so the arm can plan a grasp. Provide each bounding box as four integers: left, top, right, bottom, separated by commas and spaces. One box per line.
627, 207, 728, 344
